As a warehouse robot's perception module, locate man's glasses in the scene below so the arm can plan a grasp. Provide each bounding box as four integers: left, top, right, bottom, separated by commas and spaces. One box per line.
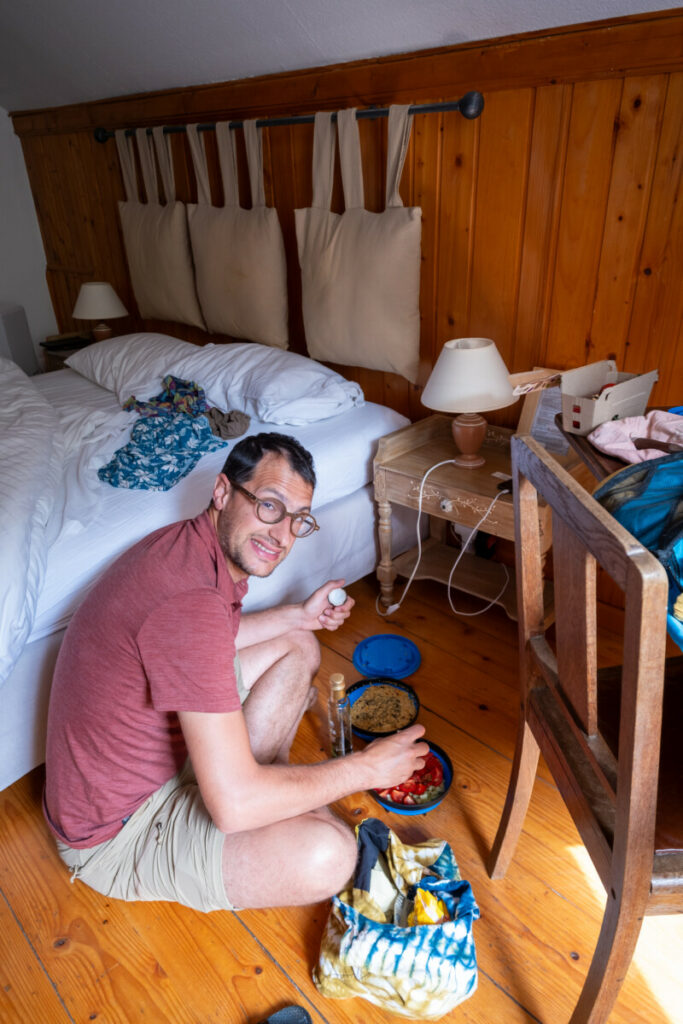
230, 481, 319, 538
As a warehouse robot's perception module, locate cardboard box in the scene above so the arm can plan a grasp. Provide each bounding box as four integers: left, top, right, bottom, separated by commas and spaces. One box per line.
560, 360, 658, 435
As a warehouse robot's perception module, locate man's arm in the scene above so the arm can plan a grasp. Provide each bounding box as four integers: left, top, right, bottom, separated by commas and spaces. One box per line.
236, 578, 354, 649
178, 708, 427, 835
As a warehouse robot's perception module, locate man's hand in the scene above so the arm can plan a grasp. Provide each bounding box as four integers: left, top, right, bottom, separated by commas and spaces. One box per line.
301, 579, 355, 631
358, 723, 429, 791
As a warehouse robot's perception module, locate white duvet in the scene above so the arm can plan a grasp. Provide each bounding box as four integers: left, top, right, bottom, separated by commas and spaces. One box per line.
0, 359, 66, 686
0, 359, 133, 687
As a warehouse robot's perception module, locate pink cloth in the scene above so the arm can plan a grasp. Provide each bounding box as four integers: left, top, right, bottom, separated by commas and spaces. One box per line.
44, 511, 248, 849
588, 410, 683, 463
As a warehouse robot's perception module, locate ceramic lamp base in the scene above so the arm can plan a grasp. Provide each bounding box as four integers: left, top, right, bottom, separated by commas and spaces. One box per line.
451, 412, 487, 467
92, 323, 113, 342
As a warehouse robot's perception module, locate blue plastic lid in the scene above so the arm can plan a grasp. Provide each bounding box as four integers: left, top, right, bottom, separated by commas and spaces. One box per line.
352, 633, 421, 679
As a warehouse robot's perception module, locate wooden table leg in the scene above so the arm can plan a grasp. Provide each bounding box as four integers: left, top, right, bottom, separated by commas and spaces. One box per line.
376, 499, 396, 608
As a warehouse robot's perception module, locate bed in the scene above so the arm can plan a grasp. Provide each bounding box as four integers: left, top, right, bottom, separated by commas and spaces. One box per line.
0, 335, 418, 791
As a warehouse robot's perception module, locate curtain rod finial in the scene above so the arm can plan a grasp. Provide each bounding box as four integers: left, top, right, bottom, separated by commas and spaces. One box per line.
459, 91, 485, 120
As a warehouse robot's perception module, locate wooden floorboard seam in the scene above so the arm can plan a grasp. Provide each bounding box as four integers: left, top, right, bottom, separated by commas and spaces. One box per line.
233, 912, 329, 1023
1, 886, 76, 1023
476, 965, 544, 1024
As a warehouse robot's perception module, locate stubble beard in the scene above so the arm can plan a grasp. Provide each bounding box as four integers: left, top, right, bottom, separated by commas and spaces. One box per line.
216, 509, 282, 579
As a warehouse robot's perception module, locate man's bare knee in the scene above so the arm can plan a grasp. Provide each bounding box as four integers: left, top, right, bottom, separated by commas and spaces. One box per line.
289, 628, 320, 675
305, 818, 357, 899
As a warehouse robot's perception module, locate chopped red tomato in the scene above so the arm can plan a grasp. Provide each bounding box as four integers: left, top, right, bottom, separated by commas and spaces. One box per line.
374, 750, 447, 806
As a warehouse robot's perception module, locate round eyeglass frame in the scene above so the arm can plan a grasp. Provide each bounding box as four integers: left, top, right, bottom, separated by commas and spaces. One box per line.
229, 480, 319, 538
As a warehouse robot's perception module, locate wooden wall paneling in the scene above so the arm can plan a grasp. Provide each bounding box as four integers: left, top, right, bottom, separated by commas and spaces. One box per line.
39, 131, 105, 329
20, 136, 57, 267
514, 83, 572, 375
402, 116, 424, 421
197, 126, 221, 205
544, 78, 624, 369
589, 74, 669, 366
233, 125, 253, 208
413, 110, 444, 380
357, 116, 384, 212
268, 123, 307, 356
81, 128, 138, 337
50, 133, 97, 277
434, 108, 479, 354
468, 88, 534, 427
626, 71, 683, 408
169, 130, 195, 203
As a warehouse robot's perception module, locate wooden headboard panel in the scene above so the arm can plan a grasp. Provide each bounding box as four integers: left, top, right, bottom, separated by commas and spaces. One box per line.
12, 9, 682, 422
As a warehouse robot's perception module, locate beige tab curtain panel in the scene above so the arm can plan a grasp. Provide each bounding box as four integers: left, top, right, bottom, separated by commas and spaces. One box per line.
187, 120, 289, 349
115, 128, 205, 329
295, 105, 422, 383
114, 106, 421, 378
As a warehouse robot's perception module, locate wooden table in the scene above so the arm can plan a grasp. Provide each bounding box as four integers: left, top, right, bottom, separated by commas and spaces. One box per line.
373, 414, 553, 620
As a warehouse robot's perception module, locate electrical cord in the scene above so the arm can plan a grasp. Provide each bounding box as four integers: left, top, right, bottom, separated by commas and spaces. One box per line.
375, 460, 512, 619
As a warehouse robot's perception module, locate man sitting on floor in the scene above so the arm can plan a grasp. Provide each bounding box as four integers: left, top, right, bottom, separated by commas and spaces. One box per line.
43, 432, 427, 912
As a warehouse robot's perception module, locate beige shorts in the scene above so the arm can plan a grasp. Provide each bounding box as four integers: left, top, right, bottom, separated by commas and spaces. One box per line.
56, 655, 249, 913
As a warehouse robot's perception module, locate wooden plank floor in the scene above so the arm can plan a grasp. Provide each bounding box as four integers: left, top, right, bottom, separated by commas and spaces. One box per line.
1, 575, 681, 1023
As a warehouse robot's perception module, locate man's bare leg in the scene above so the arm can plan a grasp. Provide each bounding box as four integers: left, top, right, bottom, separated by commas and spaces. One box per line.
238, 629, 320, 764
222, 805, 357, 908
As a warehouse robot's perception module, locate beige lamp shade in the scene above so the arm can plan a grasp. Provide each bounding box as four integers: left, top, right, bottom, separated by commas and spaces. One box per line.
73, 282, 128, 341
421, 338, 515, 468
421, 337, 515, 413
73, 282, 128, 321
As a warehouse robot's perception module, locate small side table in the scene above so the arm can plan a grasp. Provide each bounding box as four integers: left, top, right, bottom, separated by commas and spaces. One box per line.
40, 332, 91, 372
373, 414, 553, 620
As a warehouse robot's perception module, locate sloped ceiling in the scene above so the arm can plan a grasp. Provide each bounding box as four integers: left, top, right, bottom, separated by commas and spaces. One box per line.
0, 0, 670, 112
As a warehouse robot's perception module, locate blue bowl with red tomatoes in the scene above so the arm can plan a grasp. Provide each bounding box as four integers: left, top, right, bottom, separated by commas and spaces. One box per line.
371, 742, 453, 815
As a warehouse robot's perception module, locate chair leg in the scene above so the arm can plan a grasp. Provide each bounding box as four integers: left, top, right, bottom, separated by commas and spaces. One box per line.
569, 890, 647, 1024
487, 716, 540, 879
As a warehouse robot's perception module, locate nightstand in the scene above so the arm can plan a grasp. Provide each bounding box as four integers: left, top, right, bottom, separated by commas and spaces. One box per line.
373, 414, 553, 620
40, 332, 91, 372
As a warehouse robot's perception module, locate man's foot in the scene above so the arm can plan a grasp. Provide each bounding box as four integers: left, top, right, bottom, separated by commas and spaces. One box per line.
305, 685, 318, 712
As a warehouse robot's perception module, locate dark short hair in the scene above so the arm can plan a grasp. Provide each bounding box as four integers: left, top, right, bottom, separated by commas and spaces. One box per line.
220, 432, 316, 489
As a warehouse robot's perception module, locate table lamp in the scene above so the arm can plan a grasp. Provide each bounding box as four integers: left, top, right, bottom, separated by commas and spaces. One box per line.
421, 337, 516, 467
73, 282, 128, 341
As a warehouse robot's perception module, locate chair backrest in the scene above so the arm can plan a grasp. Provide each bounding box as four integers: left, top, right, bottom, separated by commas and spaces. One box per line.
512, 435, 670, 891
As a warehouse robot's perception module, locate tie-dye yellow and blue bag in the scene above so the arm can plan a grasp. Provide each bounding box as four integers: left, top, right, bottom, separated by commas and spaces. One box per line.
313, 818, 479, 1020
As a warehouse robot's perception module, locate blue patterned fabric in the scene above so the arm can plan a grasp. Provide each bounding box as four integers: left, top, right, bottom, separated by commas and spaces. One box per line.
122, 375, 211, 418
98, 412, 226, 491
594, 452, 683, 652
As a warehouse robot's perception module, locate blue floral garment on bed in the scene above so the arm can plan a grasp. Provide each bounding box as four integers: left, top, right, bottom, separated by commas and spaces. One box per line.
98, 376, 227, 491
122, 375, 212, 418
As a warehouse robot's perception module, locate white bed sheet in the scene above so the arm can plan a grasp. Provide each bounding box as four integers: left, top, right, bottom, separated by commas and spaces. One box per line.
31, 368, 411, 639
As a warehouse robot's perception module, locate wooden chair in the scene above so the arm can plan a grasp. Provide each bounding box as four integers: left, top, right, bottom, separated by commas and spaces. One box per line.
487, 435, 683, 1024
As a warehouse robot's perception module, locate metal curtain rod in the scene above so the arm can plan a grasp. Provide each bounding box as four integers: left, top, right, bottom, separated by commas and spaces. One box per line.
93, 91, 484, 142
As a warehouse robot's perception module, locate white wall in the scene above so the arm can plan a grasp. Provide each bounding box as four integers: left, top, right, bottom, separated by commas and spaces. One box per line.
0, 107, 57, 371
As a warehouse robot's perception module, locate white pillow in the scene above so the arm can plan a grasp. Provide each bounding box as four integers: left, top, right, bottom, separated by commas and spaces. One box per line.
66, 333, 199, 404
67, 333, 364, 424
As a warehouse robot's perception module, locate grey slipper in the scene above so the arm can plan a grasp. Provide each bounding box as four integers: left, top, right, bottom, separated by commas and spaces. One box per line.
258, 1007, 312, 1024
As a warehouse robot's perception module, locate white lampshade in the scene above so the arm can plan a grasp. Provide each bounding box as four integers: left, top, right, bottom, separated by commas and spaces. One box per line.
73, 282, 128, 321
421, 337, 515, 413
